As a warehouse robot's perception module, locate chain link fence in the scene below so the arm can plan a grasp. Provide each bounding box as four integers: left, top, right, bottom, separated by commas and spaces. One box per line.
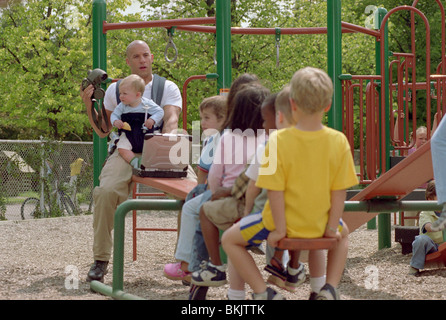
0, 139, 94, 220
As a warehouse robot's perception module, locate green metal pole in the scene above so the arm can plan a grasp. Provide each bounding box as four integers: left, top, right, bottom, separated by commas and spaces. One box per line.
327, 0, 342, 131
376, 7, 390, 174
215, 0, 232, 263
377, 212, 391, 249
215, 0, 232, 92
90, 199, 183, 299
375, 8, 391, 249
92, 0, 108, 187
367, 8, 389, 231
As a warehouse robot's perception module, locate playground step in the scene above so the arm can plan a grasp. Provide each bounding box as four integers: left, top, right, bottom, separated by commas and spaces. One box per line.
394, 225, 419, 254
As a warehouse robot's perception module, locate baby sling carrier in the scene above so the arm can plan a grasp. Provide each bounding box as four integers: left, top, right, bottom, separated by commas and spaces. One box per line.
113, 74, 166, 153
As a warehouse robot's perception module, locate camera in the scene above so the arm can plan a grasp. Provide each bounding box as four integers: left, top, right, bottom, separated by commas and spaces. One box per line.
82, 68, 108, 100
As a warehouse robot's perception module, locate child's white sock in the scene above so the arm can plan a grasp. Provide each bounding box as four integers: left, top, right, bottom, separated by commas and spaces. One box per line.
310, 275, 326, 293
287, 263, 303, 275
227, 288, 245, 300
209, 262, 226, 271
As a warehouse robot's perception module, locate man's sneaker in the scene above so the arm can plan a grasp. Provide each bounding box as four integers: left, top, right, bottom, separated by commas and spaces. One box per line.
431, 211, 446, 231
191, 261, 227, 287
163, 262, 191, 282
315, 283, 340, 300
252, 287, 285, 300
285, 263, 306, 291
86, 260, 108, 282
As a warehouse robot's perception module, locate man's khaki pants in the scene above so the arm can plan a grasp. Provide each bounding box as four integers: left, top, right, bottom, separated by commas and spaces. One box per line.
92, 151, 197, 262
92, 151, 134, 262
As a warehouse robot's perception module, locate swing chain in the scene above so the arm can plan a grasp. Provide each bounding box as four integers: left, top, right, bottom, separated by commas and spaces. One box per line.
213, 34, 218, 65
275, 27, 281, 68
164, 27, 178, 63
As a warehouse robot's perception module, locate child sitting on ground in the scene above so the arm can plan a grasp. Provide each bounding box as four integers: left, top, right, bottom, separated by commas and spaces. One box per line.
409, 180, 445, 275
163, 95, 227, 281
110, 74, 164, 168
190, 82, 270, 287
222, 67, 358, 300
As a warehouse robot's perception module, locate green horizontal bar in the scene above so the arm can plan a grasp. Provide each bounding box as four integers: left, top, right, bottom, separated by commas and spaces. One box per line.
90, 281, 146, 300
206, 73, 219, 79
338, 73, 352, 80
345, 200, 442, 212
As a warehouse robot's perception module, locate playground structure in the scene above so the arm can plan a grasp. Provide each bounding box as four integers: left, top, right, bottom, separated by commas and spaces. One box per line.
87, 0, 446, 299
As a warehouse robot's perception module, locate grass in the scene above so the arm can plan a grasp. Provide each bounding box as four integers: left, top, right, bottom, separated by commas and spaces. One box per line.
7, 191, 39, 205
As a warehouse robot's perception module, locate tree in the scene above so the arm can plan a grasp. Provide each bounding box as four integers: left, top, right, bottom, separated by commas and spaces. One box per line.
2, 0, 440, 143
136, 0, 379, 131
0, 0, 136, 141
1, 0, 86, 140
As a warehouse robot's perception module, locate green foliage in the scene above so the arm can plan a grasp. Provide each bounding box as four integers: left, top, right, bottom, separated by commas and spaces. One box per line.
0, 0, 444, 142
0, 0, 89, 140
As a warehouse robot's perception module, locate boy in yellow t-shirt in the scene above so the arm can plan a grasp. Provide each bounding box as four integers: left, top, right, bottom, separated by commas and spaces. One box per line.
222, 67, 358, 300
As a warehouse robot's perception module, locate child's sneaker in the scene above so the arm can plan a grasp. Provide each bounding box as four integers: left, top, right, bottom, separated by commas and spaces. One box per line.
285, 263, 306, 291
431, 210, 446, 231
308, 292, 318, 300
252, 287, 285, 300
408, 266, 420, 276
191, 261, 227, 287
315, 283, 340, 300
163, 262, 191, 282
265, 260, 306, 292
189, 284, 209, 300
264, 258, 287, 290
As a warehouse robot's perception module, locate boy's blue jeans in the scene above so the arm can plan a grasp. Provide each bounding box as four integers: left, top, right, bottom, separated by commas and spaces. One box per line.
186, 188, 212, 273
174, 188, 211, 269
189, 222, 210, 272
410, 234, 438, 269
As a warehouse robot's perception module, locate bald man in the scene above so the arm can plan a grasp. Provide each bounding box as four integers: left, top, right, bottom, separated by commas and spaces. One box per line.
81, 40, 183, 282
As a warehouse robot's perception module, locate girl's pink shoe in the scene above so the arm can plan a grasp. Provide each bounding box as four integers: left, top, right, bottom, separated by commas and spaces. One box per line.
163, 262, 191, 281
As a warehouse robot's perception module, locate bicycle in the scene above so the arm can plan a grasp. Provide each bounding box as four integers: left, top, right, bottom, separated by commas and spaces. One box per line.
20, 159, 84, 220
